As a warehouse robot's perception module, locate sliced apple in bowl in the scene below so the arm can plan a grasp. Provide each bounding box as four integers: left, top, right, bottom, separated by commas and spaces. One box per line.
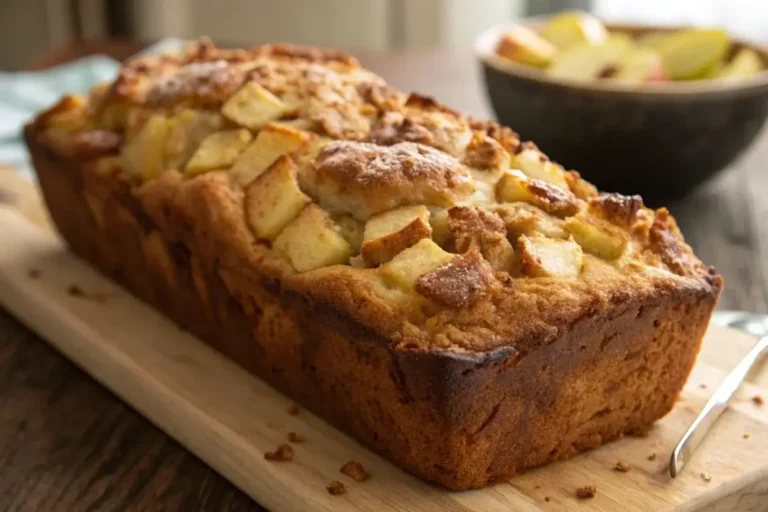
652, 28, 730, 80
542, 10, 608, 50
496, 25, 557, 68
612, 48, 667, 83
718, 48, 764, 81
548, 37, 631, 81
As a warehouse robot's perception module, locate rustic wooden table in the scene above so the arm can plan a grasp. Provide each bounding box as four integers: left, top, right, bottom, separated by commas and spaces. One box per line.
1, 42, 767, 511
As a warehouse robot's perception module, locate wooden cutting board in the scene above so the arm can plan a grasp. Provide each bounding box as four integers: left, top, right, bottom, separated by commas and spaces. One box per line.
0, 171, 767, 512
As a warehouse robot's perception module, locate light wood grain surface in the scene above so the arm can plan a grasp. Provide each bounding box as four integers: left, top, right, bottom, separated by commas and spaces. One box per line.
0, 169, 767, 512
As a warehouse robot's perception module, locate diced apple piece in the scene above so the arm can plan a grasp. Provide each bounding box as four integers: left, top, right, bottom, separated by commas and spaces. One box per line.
613, 48, 667, 83
717, 48, 764, 81
518, 235, 583, 278
496, 25, 557, 68
274, 204, 351, 272
548, 37, 631, 81
185, 129, 253, 176
511, 149, 569, 189
361, 205, 432, 266
121, 113, 171, 180
230, 123, 316, 186
222, 81, 286, 129
244, 156, 311, 240
496, 169, 579, 217
496, 169, 536, 203
542, 11, 608, 50
164, 109, 223, 169
379, 239, 454, 291
653, 29, 729, 80
564, 214, 627, 260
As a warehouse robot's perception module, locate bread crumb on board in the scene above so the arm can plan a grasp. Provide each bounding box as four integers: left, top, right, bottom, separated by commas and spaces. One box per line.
701, 472, 712, 483
327, 480, 347, 495
576, 485, 597, 499
743, 433, 751, 439
544, 496, 551, 502
614, 460, 631, 472
287, 432, 305, 443
753, 395, 764, 406
287, 403, 300, 415
28, 268, 41, 279
647, 453, 657, 461
67, 284, 107, 302
340, 460, 369, 482
264, 443, 293, 462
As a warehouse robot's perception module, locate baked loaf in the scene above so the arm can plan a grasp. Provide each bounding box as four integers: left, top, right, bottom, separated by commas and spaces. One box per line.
27, 40, 722, 490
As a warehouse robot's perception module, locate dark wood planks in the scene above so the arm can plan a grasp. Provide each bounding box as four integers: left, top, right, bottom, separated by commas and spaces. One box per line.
0, 309, 264, 512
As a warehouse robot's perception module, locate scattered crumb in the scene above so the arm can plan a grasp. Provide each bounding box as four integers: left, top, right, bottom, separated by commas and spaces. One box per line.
544, 496, 551, 502
264, 443, 293, 462
66, 284, 107, 302
287, 403, 299, 415
701, 472, 712, 483
576, 485, 597, 500
647, 453, 657, 461
534, 484, 541, 489
327, 480, 347, 495
340, 460, 369, 482
699, 383, 707, 389
614, 460, 631, 473
627, 425, 652, 438
743, 433, 751, 439
287, 432, 305, 443
752, 395, 764, 406
27, 269, 41, 279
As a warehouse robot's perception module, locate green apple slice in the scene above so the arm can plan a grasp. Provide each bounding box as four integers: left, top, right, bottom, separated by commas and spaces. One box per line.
542, 11, 608, 50
548, 38, 631, 81
496, 25, 557, 68
613, 48, 667, 83
653, 28, 730, 80
717, 48, 764, 81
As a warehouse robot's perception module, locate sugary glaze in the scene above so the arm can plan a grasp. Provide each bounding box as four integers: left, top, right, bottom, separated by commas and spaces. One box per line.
34, 39, 721, 353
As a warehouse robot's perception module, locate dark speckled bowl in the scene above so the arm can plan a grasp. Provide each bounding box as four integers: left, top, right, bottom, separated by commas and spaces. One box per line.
476, 21, 768, 203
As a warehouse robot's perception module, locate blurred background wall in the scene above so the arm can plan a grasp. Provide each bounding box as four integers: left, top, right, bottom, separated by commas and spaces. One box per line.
1, 0, 766, 70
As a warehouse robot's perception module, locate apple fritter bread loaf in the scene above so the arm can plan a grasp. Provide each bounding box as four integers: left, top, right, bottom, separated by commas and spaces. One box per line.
27, 40, 722, 490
